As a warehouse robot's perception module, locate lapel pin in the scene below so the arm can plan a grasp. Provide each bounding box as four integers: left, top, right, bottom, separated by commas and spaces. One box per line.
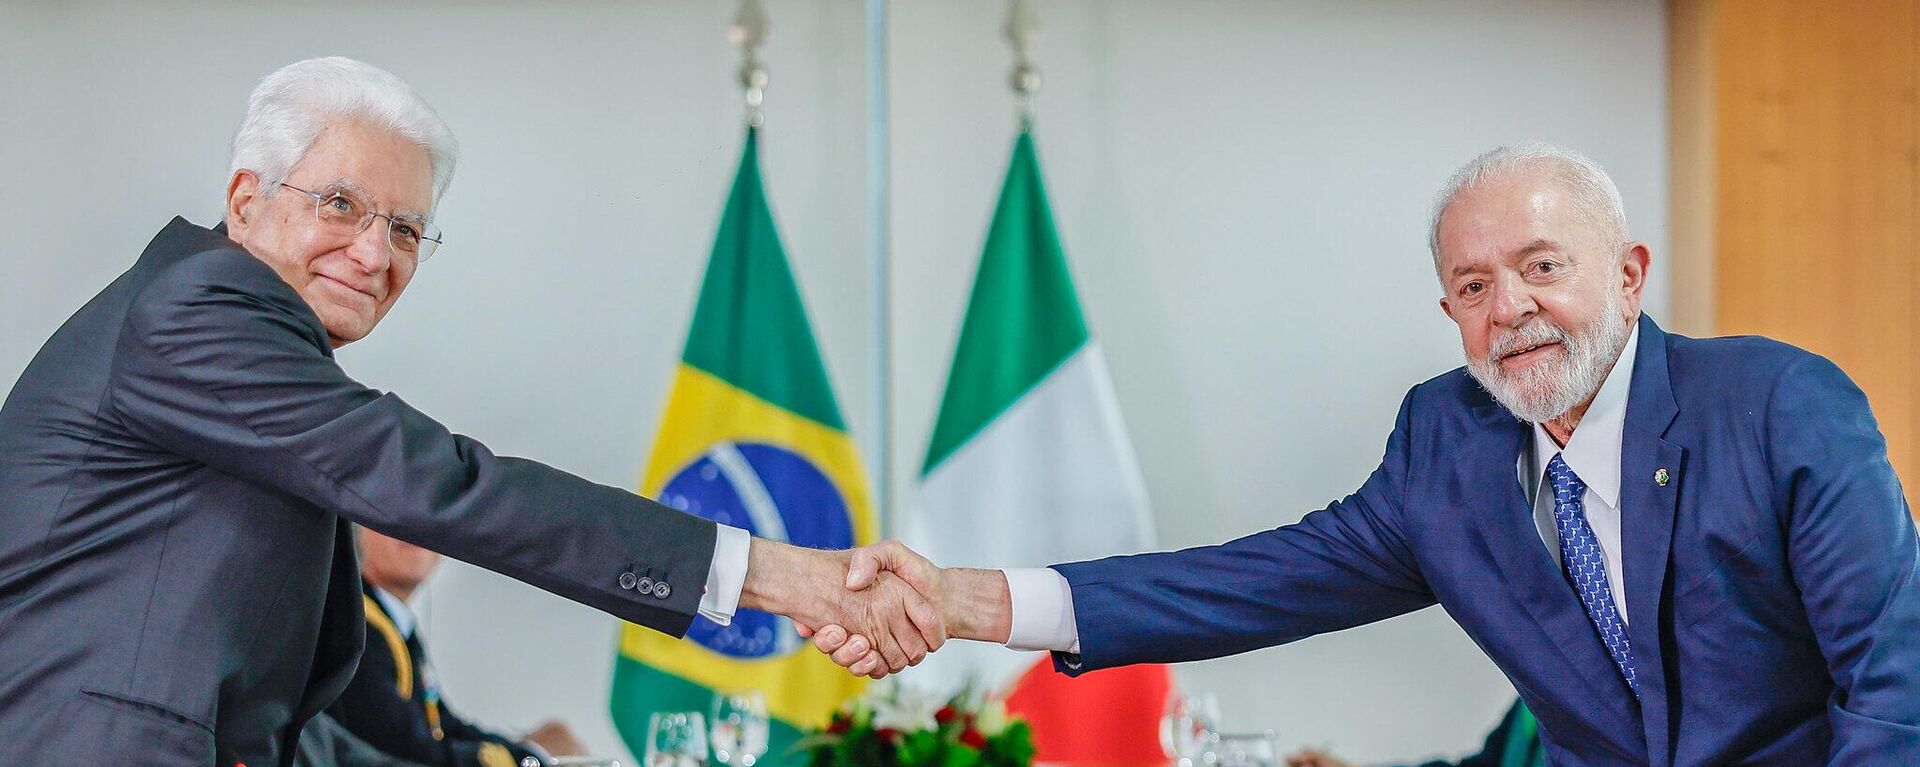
1654, 467, 1671, 487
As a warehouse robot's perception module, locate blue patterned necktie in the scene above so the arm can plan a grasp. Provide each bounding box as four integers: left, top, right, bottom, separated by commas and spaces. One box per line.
1547, 454, 1639, 698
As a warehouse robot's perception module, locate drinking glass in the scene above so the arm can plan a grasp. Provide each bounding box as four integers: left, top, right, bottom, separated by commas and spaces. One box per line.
1203, 732, 1277, 767
646, 711, 709, 767
1159, 693, 1220, 767
710, 691, 770, 767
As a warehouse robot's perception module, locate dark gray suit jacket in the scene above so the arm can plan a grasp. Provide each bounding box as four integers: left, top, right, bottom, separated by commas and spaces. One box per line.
295, 713, 430, 767
0, 218, 718, 766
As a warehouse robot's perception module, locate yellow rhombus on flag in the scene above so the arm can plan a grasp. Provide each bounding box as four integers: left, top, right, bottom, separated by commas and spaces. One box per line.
610, 127, 874, 765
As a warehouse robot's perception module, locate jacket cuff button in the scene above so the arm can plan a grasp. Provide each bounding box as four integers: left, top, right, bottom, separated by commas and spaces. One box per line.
619, 572, 638, 590
654, 582, 672, 599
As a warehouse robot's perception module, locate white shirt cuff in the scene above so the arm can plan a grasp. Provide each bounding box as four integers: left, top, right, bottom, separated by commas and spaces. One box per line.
698, 524, 751, 626
1003, 567, 1080, 653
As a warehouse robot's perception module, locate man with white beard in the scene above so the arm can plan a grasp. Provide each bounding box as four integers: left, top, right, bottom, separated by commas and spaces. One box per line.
804, 145, 1920, 766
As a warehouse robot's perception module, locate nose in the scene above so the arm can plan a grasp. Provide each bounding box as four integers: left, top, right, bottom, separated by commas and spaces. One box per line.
1486, 272, 1538, 329
344, 219, 393, 275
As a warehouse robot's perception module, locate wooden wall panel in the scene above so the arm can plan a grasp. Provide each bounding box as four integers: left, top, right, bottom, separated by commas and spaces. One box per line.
1667, 0, 1717, 338
1706, 0, 1918, 491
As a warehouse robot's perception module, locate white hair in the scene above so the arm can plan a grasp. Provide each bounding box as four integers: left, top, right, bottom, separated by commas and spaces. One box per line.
228, 57, 458, 209
1428, 143, 1627, 271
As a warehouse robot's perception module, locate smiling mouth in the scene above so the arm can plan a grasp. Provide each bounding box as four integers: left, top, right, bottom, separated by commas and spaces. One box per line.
1499, 341, 1561, 363
319, 274, 376, 301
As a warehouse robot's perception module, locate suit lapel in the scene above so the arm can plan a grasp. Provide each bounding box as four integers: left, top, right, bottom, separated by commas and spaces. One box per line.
1620, 316, 1685, 767
1463, 406, 1643, 742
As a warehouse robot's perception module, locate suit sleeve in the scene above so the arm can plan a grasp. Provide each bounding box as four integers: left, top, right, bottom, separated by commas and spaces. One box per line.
1051, 390, 1434, 673
108, 248, 716, 636
1765, 355, 1920, 761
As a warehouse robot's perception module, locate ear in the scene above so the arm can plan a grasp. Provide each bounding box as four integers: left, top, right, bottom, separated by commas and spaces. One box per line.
1619, 242, 1651, 316
1439, 295, 1455, 323
225, 170, 261, 235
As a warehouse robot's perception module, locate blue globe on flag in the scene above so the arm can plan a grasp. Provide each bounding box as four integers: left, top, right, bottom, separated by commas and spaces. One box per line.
658, 441, 854, 659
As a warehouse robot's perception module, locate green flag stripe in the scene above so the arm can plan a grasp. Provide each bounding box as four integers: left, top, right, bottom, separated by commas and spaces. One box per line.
681, 127, 846, 431
609, 655, 811, 767
921, 131, 1090, 474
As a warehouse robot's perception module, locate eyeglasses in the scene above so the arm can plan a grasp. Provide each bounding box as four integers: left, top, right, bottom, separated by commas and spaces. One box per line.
280, 183, 444, 262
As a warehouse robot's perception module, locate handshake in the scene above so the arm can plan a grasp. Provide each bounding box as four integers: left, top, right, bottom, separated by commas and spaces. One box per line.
739, 539, 1011, 679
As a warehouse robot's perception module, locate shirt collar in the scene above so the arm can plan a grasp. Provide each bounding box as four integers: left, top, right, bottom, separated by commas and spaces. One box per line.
369, 584, 417, 640
1531, 320, 1639, 509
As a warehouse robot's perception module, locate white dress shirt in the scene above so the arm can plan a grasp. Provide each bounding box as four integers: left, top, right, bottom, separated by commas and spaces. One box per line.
1001, 324, 1642, 653
1523, 323, 1637, 622
701, 525, 752, 626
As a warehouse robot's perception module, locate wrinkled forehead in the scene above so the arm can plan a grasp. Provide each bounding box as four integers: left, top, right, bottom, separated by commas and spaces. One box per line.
1436, 174, 1591, 267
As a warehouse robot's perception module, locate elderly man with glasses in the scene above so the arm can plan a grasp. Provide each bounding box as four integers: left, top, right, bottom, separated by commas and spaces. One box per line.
0, 57, 942, 767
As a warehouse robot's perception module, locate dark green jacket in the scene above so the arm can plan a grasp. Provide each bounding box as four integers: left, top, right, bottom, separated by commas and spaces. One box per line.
1402, 701, 1546, 767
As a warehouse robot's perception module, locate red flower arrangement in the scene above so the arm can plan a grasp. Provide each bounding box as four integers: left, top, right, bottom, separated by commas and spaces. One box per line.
800, 684, 1034, 767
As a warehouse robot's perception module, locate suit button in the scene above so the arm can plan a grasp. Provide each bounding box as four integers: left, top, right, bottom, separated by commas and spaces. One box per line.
654, 581, 672, 599
619, 572, 638, 590
636, 576, 655, 594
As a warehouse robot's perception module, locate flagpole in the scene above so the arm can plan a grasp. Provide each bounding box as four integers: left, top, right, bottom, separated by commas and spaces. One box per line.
1005, 0, 1042, 132
728, 0, 769, 129
865, 0, 896, 537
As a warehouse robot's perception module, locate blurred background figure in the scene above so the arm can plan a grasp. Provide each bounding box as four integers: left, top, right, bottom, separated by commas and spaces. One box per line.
330, 527, 589, 767
1284, 701, 1544, 767
295, 712, 430, 767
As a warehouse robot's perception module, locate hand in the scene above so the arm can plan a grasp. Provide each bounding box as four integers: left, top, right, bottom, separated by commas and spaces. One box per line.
1283, 748, 1352, 767
800, 541, 1015, 677
796, 540, 946, 676
524, 719, 586, 756
823, 569, 946, 678
739, 539, 945, 678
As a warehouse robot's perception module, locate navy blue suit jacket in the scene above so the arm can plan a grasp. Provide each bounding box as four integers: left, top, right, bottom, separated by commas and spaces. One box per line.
1053, 316, 1920, 766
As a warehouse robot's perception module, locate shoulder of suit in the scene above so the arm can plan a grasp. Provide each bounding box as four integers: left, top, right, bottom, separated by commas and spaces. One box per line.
1664, 331, 1843, 405
125, 229, 330, 352
1403, 365, 1488, 414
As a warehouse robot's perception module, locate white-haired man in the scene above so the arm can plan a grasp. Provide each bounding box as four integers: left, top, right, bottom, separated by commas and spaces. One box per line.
0, 57, 941, 767
809, 145, 1920, 765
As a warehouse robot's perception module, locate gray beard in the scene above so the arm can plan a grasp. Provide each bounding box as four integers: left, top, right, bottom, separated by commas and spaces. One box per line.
1465, 295, 1631, 424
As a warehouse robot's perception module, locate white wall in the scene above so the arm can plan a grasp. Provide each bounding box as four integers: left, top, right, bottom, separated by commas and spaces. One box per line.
885, 2, 1668, 762
0, 1, 1666, 764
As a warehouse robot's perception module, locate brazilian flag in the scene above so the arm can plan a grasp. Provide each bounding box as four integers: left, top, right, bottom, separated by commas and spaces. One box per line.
611, 128, 874, 764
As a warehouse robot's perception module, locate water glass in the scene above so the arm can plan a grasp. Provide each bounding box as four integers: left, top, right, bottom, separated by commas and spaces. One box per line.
1159, 692, 1220, 767
1203, 731, 1277, 767
710, 691, 770, 767
646, 711, 709, 767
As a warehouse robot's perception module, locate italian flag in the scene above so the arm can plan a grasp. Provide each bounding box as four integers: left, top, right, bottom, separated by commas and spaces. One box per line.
610, 128, 874, 765
910, 130, 1171, 767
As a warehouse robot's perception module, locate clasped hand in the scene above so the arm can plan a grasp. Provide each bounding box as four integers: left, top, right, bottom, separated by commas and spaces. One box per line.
743, 539, 950, 679
795, 541, 950, 678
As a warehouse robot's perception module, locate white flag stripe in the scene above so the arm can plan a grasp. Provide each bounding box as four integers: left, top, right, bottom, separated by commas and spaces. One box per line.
908, 343, 1155, 692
